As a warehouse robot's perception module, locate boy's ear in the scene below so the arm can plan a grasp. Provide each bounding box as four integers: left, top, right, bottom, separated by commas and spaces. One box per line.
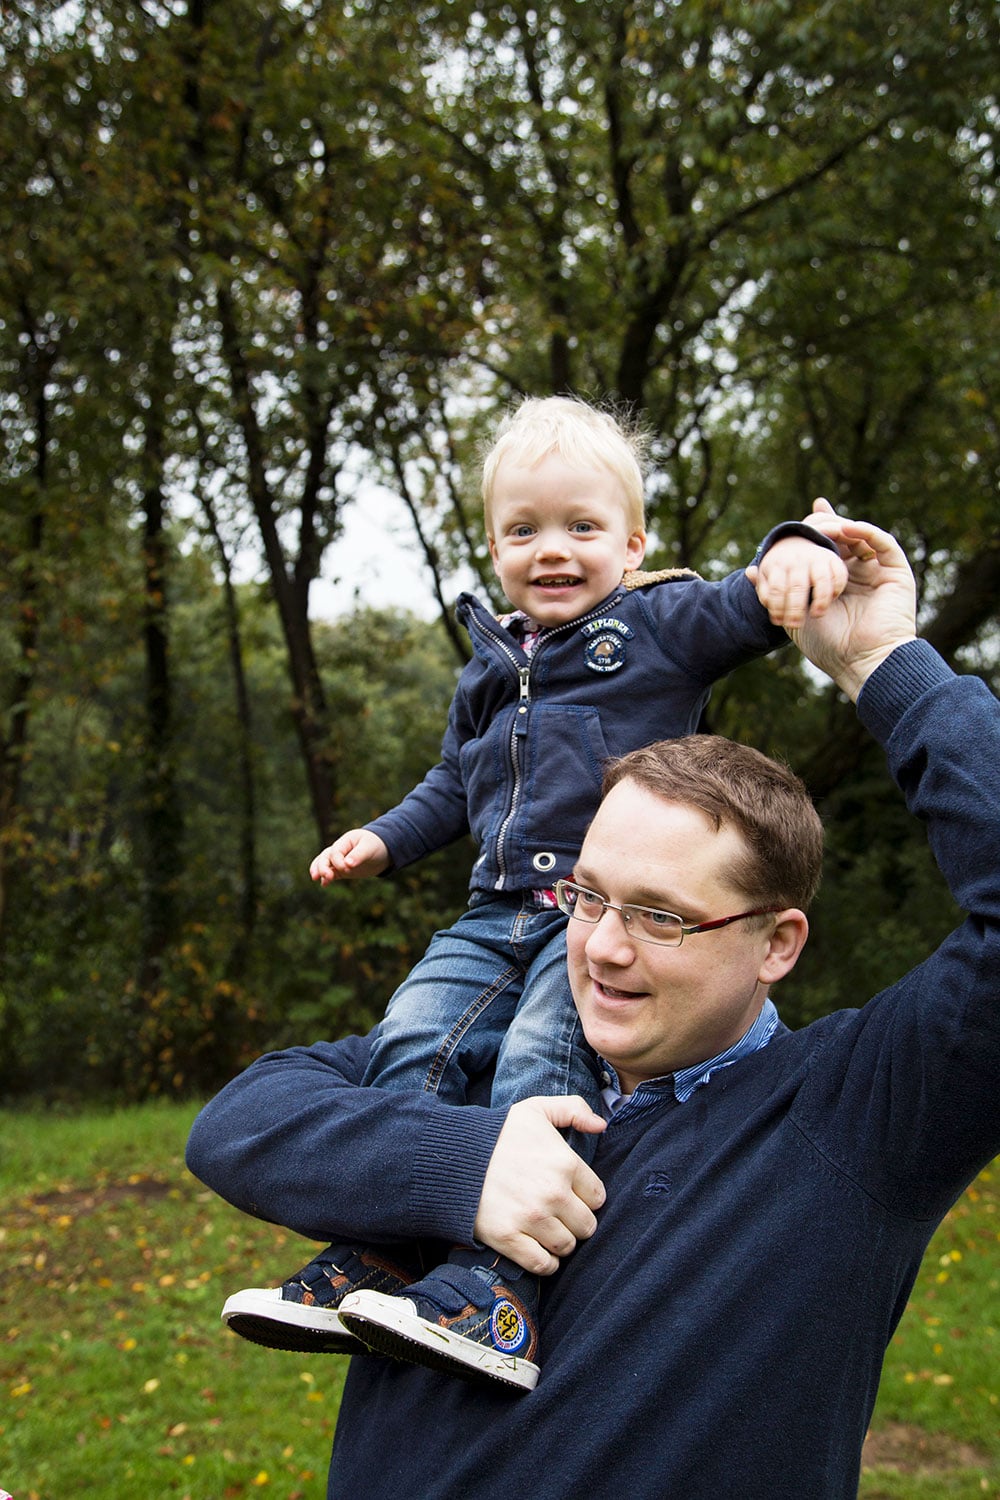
487, 535, 500, 570
626, 530, 647, 570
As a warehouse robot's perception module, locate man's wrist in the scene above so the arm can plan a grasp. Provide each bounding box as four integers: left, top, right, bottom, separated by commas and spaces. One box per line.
855, 638, 948, 731
835, 642, 915, 702
411, 1104, 506, 1243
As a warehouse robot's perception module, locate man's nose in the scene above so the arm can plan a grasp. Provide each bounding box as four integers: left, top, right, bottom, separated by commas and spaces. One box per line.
584, 903, 635, 964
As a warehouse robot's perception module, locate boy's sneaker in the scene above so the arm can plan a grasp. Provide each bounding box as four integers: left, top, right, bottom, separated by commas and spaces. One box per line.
221, 1244, 415, 1355
339, 1254, 540, 1392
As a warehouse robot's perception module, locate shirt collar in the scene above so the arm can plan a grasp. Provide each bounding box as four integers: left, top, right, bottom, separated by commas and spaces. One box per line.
599, 998, 780, 1115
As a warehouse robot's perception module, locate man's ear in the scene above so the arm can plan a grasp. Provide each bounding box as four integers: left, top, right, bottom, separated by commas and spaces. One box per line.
758, 910, 809, 986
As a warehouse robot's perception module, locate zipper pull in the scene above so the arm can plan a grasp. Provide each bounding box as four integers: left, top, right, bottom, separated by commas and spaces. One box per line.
515, 667, 530, 733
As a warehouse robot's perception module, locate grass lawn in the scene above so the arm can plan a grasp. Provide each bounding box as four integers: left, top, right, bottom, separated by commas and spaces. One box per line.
1, 1101, 998, 1499
2, 1101, 341, 1499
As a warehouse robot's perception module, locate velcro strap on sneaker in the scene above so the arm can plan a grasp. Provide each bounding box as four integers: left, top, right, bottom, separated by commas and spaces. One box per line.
416, 1263, 498, 1315
297, 1251, 358, 1302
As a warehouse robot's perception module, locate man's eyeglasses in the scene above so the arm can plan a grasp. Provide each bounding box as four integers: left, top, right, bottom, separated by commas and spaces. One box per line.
554, 879, 780, 948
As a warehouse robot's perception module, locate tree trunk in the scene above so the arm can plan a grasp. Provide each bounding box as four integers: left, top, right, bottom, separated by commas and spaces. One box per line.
800, 536, 1000, 801
130, 364, 186, 1092
215, 285, 338, 844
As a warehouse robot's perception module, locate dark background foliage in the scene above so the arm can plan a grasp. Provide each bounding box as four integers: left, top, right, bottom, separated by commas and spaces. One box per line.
1, 0, 996, 1099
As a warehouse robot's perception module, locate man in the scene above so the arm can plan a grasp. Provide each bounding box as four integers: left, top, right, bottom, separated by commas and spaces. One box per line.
186, 513, 1000, 1499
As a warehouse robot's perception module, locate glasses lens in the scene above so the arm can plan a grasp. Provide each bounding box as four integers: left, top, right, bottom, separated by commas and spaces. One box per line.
557, 882, 604, 922
557, 884, 683, 945
630, 906, 683, 945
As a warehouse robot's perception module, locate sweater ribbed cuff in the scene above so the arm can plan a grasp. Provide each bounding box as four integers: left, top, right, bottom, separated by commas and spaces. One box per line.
409, 1104, 506, 1244
856, 639, 952, 745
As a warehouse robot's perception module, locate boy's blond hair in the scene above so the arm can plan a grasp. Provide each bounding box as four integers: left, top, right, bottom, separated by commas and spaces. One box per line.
481, 396, 647, 534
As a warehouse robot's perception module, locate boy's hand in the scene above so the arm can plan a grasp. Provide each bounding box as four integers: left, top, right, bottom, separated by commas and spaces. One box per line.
474, 1096, 607, 1275
788, 513, 918, 702
747, 520, 849, 630
309, 829, 391, 885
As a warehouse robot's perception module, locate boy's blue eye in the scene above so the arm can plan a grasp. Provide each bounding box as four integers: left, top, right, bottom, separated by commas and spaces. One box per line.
571, 521, 597, 534
511, 525, 535, 538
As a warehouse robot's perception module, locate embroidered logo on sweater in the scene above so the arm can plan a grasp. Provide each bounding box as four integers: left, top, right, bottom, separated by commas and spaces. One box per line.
644, 1172, 673, 1196
490, 1296, 531, 1354
582, 617, 633, 675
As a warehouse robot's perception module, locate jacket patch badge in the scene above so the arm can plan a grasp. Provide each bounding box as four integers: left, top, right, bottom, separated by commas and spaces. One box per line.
582, 617, 633, 674
490, 1296, 531, 1355
583, 630, 629, 673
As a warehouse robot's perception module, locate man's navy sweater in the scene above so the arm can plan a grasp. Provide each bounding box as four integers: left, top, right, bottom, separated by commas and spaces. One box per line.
186, 641, 1000, 1499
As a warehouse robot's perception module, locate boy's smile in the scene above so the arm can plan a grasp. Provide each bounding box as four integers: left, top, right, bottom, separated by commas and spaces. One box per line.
487, 451, 646, 628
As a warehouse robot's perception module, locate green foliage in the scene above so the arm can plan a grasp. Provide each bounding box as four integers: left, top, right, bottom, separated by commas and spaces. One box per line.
0, 591, 469, 1099
0, 1, 997, 1098
782, 768, 965, 1030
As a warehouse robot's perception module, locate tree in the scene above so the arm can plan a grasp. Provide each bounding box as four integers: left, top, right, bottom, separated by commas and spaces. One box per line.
170, 0, 492, 837
0, 0, 996, 1097
365, 2, 998, 592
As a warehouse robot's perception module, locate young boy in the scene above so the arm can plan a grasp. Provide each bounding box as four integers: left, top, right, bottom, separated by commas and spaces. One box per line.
220, 396, 845, 1391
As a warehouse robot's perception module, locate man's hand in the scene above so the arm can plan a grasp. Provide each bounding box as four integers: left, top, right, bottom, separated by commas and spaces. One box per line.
473, 1096, 607, 1275
309, 829, 391, 885
787, 500, 918, 701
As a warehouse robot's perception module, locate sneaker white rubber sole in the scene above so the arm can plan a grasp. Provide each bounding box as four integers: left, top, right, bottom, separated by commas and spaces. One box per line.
338, 1289, 540, 1391
221, 1287, 364, 1355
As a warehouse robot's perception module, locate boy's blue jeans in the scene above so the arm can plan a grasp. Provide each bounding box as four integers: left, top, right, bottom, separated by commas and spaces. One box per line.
361, 893, 602, 1120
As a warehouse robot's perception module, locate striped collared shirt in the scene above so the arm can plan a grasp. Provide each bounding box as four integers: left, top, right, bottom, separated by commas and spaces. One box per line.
599, 998, 780, 1115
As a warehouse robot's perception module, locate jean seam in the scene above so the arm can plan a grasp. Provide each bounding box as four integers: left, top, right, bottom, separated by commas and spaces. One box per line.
422, 963, 520, 1094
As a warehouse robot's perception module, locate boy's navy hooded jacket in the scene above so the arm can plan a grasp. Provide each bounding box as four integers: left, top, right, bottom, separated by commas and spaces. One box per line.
366, 523, 824, 894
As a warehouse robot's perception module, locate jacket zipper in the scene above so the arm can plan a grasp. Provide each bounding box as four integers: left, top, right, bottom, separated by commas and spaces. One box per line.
474, 591, 625, 891
494, 666, 532, 889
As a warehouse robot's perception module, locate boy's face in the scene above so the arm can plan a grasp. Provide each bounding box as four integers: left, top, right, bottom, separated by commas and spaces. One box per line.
487, 451, 646, 627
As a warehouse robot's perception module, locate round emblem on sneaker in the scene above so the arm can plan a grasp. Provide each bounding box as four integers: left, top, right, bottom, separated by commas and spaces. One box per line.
584, 631, 627, 673
490, 1296, 531, 1355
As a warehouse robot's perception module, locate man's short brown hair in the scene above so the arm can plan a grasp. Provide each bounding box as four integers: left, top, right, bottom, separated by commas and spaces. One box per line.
603, 735, 824, 913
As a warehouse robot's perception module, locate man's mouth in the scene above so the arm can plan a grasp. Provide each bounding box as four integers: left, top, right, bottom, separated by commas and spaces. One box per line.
592, 976, 644, 1003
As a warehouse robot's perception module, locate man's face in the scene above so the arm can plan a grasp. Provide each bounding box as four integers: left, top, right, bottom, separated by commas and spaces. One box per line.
487, 451, 646, 627
566, 778, 784, 1094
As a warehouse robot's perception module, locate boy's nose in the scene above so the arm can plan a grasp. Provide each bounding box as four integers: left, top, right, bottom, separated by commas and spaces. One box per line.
535, 530, 572, 560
